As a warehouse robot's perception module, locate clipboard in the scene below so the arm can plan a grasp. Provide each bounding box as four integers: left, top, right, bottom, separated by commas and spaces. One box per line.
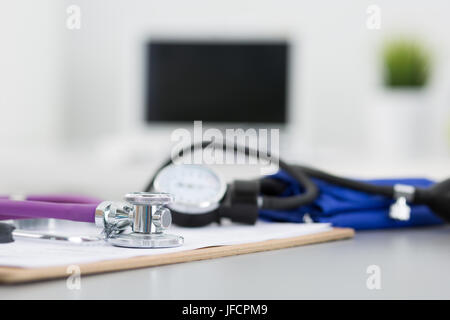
0, 227, 354, 284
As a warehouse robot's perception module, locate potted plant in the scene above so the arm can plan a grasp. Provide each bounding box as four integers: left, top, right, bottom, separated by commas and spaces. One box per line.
382, 38, 430, 88
367, 36, 432, 159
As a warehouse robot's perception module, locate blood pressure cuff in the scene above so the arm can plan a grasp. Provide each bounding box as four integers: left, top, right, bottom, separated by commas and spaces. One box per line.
259, 171, 445, 230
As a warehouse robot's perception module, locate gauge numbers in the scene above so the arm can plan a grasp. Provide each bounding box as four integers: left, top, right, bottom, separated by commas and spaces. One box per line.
153, 165, 226, 214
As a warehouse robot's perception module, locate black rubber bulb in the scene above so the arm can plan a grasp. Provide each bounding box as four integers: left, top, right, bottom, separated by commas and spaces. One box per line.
416, 178, 450, 223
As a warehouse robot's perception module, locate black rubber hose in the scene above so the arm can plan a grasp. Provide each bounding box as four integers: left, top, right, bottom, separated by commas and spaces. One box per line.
285, 165, 449, 223
293, 165, 395, 198
145, 140, 319, 210
145, 141, 450, 222
260, 178, 288, 195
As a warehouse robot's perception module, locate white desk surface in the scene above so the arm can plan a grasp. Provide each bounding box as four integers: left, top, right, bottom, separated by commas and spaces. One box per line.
0, 147, 449, 299
0, 225, 449, 299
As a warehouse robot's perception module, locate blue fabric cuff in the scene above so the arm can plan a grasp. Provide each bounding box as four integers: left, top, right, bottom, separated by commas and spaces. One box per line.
259, 171, 445, 230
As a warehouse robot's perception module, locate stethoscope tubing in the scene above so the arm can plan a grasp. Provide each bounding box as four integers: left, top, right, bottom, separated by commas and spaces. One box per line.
0, 195, 102, 223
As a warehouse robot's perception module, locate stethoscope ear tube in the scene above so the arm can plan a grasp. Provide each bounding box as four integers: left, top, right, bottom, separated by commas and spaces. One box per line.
0, 199, 98, 223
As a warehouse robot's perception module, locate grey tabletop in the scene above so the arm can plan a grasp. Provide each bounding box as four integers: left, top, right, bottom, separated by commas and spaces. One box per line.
1, 225, 449, 299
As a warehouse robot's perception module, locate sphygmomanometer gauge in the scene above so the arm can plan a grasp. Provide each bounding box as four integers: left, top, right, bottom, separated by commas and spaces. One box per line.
153, 164, 227, 226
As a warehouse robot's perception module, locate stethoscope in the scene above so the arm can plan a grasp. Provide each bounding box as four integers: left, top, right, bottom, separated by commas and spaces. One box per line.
0, 192, 184, 248
1, 140, 449, 248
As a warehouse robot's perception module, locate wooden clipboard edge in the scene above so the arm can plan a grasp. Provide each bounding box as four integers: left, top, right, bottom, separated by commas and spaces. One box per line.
0, 227, 354, 284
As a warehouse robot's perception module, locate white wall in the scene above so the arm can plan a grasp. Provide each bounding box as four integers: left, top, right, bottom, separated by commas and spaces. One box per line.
0, 1, 64, 147
0, 0, 449, 197
2, 0, 450, 156
60, 0, 450, 155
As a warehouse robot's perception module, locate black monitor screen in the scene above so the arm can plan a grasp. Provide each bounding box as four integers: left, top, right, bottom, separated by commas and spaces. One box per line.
145, 41, 288, 123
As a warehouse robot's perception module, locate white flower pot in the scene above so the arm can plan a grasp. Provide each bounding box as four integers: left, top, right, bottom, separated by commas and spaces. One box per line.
366, 89, 430, 160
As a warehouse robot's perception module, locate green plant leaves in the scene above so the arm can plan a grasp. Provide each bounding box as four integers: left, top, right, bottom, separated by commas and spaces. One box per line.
382, 38, 431, 88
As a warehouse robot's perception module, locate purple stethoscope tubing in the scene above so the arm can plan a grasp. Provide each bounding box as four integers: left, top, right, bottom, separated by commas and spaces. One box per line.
0, 195, 102, 223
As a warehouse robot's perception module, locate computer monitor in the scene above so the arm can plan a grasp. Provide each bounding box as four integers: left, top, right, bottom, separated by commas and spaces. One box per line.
145, 41, 289, 124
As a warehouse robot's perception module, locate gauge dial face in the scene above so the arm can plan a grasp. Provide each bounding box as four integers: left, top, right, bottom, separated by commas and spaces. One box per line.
153, 164, 226, 214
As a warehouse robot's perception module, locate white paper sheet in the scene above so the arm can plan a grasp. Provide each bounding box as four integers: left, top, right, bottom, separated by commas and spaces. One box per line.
0, 221, 331, 268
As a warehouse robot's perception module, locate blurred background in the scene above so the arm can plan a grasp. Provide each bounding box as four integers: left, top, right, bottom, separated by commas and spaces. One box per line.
1, 0, 449, 200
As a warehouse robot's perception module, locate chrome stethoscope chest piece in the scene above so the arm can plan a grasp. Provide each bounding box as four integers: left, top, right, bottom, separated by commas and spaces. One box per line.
97, 192, 184, 249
